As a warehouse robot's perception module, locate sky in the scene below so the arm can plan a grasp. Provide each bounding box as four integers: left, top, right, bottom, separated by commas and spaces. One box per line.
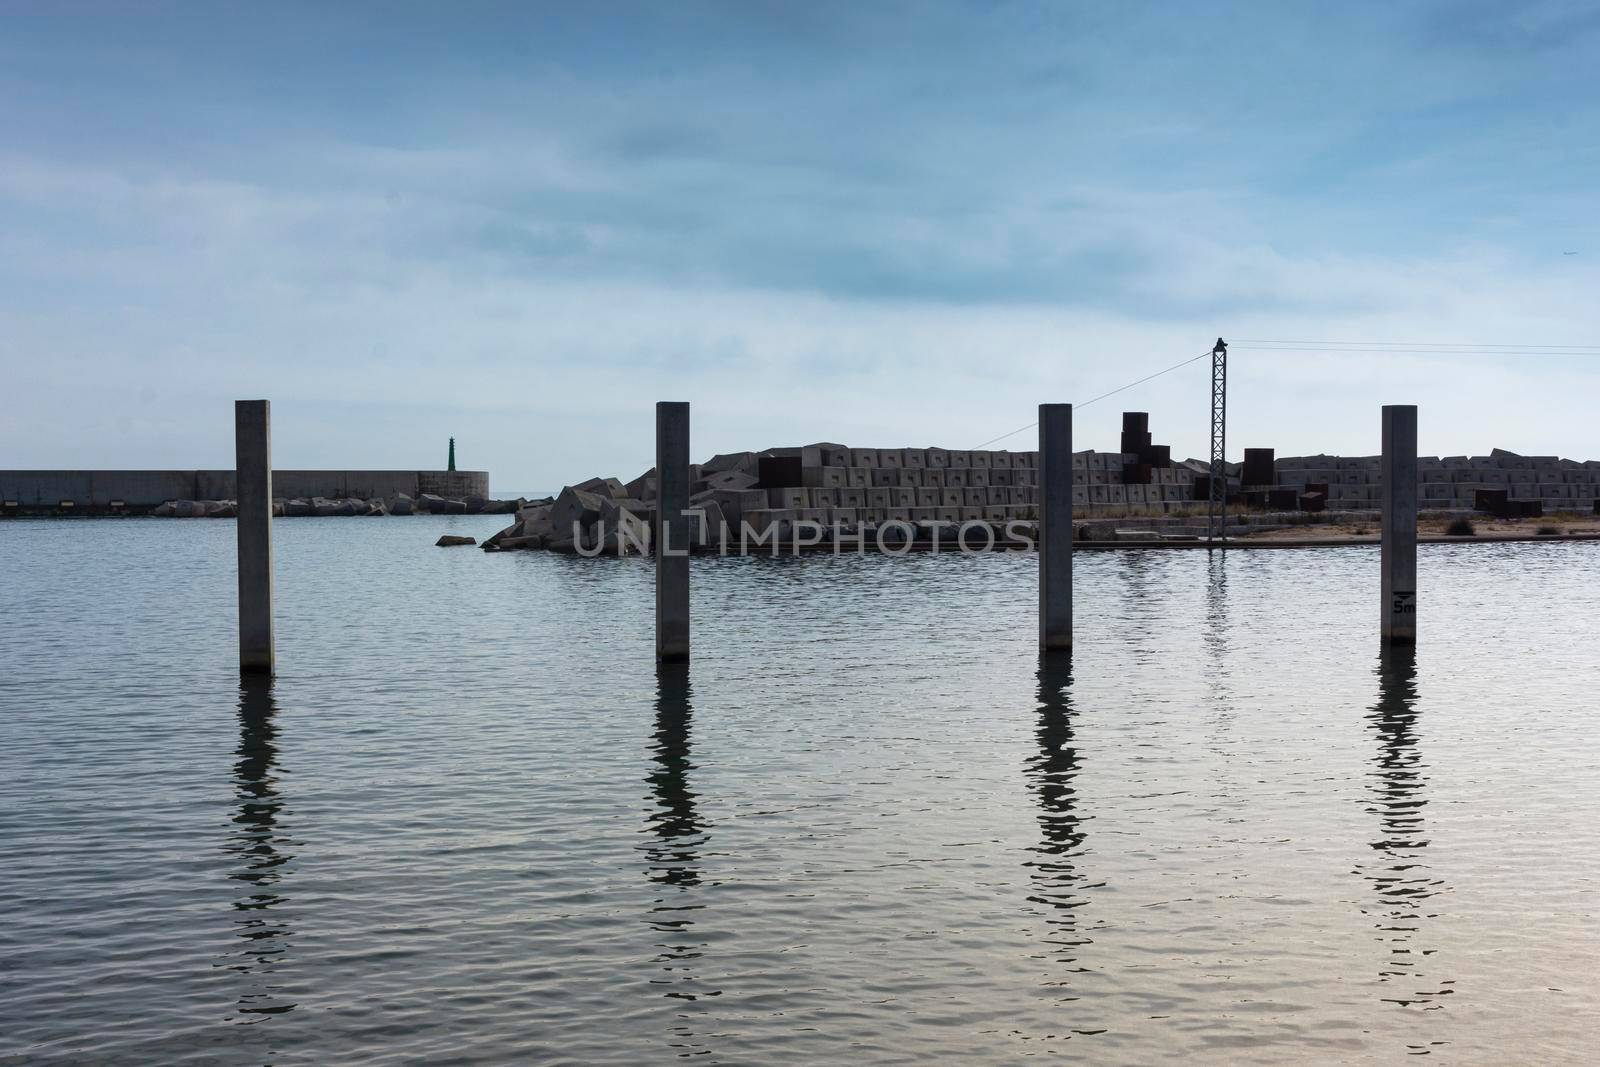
2, 1, 1598, 493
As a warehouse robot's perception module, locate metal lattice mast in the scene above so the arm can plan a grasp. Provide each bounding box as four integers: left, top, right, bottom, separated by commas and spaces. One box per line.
1208, 338, 1228, 543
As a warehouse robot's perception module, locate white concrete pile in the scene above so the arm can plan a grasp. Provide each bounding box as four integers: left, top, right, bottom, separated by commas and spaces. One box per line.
485, 443, 1207, 555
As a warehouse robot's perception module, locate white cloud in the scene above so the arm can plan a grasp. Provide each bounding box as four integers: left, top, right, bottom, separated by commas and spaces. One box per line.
3, 1, 1599, 490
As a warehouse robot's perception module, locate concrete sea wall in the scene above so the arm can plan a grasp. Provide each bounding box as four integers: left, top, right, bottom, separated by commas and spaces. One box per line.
0, 470, 489, 513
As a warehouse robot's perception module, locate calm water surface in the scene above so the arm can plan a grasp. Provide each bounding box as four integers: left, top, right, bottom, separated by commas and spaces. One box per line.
2, 517, 1598, 1064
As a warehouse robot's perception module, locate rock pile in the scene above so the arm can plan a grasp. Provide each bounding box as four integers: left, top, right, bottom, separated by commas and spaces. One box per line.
487, 444, 1067, 555
147, 494, 522, 518
485, 436, 1600, 557
1271, 449, 1600, 516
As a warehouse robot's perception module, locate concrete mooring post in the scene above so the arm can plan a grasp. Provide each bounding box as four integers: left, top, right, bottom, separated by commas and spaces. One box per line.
1381, 404, 1418, 644
1039, 403, 1073, 649
655, 401, 691, 663
235, 400, 275, 674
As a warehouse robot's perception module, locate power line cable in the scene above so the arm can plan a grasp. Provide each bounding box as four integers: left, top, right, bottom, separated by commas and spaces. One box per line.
969, 335, 1600, 450
1232, 340, 1600, 357
970, 349, 1213, 449
1232, 346, 1600, 357
1232, 338, 1600, 350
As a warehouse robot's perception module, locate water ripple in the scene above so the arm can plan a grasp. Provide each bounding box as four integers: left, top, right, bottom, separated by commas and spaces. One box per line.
2, 520, 1599, 1062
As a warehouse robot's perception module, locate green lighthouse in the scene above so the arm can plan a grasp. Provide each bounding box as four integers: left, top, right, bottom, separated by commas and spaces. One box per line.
447, 437, 456, 472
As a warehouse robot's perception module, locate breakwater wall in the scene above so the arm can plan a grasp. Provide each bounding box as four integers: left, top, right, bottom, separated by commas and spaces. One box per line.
0, 470, 489, 514
489, 438, 1600, 555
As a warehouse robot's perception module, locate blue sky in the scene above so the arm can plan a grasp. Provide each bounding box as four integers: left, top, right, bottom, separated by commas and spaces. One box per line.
2, 1, 1597, 492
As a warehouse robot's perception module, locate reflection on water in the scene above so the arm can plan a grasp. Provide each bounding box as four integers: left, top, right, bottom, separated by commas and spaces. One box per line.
1025, 650, 1102, 1006
1204, 550, 1229, 659
8, 519, 1599, 1064
1360, 646, 1453, 1021
1202, 552, 1239, 774
641, 664, 719, 1055
223, 676, 296, 1020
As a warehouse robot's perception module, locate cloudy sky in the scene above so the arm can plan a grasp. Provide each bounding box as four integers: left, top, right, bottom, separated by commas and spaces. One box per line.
2, 1, 1597, 492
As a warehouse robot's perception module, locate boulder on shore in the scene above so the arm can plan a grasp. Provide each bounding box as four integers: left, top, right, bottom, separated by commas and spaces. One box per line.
312, 497, 361, 517
549, 487, 606, 539
574, 476, 628, 500
486, 501, 555, 550
419, 494, 467, 514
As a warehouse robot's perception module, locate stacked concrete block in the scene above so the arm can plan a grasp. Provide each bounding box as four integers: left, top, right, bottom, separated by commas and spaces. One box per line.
625, 470, 656, 499
1257, 447, 1600, 519
850, 448, 879, 468
702, 453, 756, 478
575, 476, 628, 498
699, 469, 759, 494
550, 487, 606, 535
769, 487, 808, 509
487, 439, 1600, 556
803, 465, 851, 489
712, 488, 766, 527
799, 443, 846, 468
1495, 451, 1532, 471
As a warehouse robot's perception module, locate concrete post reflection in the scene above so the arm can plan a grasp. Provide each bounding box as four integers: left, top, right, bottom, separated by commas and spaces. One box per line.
1026, 650, 1101, 992
225, 675, 296, 1020
642, 663, 719, 1055
1361, 646, 1453, 1013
